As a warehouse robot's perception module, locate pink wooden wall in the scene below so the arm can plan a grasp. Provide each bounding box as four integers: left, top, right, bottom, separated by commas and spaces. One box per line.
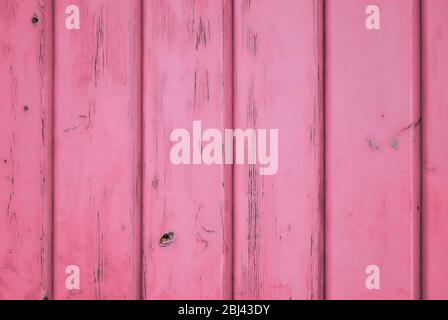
0, 0, 448, 300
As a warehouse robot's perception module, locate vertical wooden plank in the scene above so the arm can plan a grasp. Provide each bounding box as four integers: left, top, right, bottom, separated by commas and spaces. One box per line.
326, 0, 421, 299
53, 0, 142, 299
142, 0, 233, 299
233, 0, 325, 299
422, 0, 448, 300
0, 0, 53, 300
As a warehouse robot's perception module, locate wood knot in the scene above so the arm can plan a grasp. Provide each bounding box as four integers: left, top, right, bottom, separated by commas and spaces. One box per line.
159, 232, 175, 247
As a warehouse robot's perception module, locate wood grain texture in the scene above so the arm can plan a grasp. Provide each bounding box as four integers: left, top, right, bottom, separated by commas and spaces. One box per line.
422, 0, 448, 300
0, 0, 53, 300
142, 0, 233, 299
233, 0, 325, 300
3, 0, 448, 301
326, 0, 421, 299
53, 0, 142, 299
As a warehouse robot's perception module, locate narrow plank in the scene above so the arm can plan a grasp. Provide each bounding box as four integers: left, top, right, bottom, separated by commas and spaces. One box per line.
0, 0, 53, 300
422, 0, 448, 300
233, 0, 325, 299
53, 0, 142, 299
326, 0, 421, 299
142, 0, 233, 299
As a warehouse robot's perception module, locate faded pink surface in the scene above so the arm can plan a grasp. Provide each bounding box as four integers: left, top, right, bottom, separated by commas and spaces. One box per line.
0, 0, 447, 300
0, 0, 53, 300
53, 0, 141, 299
423, 0, 448, 300
142, 0, 233, 300
326, 0, 421, 299
233, 0, 324, 300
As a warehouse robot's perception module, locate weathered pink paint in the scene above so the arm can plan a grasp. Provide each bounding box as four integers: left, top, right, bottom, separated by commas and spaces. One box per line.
422, 0, 448, 300
53, 0, 142, 299
326, 0, 421, 299
0, 0, 53, 300
142, 0, 233, 299
4, 0, 448, 301
233, 0, 325, 299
